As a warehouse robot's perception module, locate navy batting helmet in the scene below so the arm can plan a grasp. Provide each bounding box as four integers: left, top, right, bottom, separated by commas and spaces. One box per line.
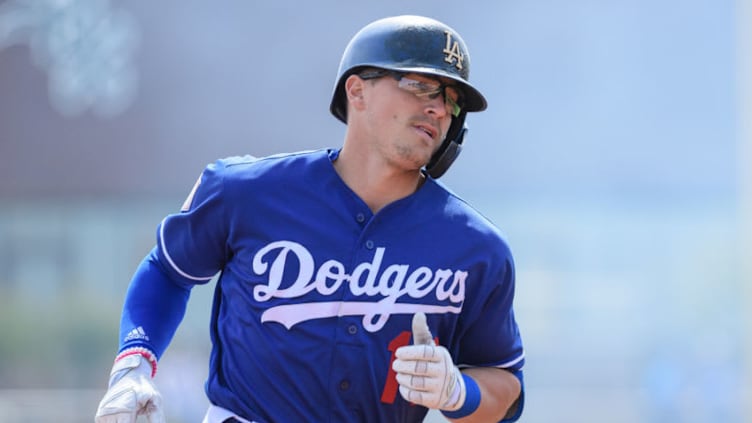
329, 15, 487, 178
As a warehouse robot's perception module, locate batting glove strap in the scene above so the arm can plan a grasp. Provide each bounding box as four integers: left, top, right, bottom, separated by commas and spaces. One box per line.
441, 367, 467, 411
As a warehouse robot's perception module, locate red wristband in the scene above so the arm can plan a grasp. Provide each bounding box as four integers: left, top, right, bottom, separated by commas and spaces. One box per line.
115, 347, 158, 378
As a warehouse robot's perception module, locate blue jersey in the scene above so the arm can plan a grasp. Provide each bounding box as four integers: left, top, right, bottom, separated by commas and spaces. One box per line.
123, 148, 524, 422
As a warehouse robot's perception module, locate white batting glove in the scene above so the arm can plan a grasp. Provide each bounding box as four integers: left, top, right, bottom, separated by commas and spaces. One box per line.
392, 312, 466, 411
95, 352, 165, 423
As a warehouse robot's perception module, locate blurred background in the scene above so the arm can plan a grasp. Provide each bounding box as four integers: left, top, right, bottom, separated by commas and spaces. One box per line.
0, 0, 749, 422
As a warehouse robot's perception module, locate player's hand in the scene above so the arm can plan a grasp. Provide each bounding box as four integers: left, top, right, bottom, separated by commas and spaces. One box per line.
392, 312, 466, 411
94, 354, 165, 423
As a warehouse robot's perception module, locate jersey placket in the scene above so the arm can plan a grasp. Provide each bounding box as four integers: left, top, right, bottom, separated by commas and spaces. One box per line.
328, 207, 379, 419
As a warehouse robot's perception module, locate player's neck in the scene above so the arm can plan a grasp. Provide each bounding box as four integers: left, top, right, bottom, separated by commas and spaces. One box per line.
333, 146, 425, 213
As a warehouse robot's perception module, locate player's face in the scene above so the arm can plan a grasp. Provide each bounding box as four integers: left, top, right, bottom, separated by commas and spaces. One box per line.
359, 71, 457, 170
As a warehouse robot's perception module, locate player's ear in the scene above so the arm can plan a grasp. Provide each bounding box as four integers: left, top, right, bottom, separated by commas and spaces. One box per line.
344, 74, 367, 112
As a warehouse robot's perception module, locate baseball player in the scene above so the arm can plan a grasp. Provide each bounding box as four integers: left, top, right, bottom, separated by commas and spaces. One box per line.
95, 15, 525, 423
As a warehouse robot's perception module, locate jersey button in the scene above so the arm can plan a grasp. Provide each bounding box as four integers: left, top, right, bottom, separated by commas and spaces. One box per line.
356, 213, 366, 223
365, 240, 374, 249
347, 324, 358, 335
339, 379, 351, 391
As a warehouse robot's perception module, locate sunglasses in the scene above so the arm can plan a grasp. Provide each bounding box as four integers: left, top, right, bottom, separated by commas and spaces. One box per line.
359, 69, 464, 117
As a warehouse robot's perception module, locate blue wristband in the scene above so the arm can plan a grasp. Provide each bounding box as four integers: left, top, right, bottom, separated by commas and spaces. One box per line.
441, 373, 481, 419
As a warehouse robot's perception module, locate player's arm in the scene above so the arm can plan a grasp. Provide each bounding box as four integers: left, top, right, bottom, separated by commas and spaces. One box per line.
118, 248, 194, 358
116, 156, 232, 359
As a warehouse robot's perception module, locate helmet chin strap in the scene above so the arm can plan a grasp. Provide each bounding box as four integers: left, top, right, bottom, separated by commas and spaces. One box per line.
425, 124, 467, 179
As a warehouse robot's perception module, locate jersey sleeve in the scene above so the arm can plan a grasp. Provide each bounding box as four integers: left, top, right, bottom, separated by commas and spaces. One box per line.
153, 159, 232, 287
458, 253, 524, 370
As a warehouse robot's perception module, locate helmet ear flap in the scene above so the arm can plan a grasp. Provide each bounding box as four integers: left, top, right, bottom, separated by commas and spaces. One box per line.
426, 124, 467, 179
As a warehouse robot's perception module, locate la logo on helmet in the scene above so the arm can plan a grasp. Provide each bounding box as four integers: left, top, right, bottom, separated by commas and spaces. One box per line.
443, 31, 464, 70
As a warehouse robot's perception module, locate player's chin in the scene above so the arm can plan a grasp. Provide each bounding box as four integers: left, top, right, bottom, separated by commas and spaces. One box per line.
393, 142, 429, 165
409, 147, 435, 170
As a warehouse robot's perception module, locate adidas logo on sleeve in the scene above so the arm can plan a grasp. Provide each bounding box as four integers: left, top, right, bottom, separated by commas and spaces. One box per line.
123, 326, 150, 342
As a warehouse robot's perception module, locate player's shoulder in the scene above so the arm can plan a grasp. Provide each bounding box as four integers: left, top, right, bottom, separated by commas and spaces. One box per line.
208, 149, 329, 180
428, 179, 512, 251
215, 149, 325, 169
